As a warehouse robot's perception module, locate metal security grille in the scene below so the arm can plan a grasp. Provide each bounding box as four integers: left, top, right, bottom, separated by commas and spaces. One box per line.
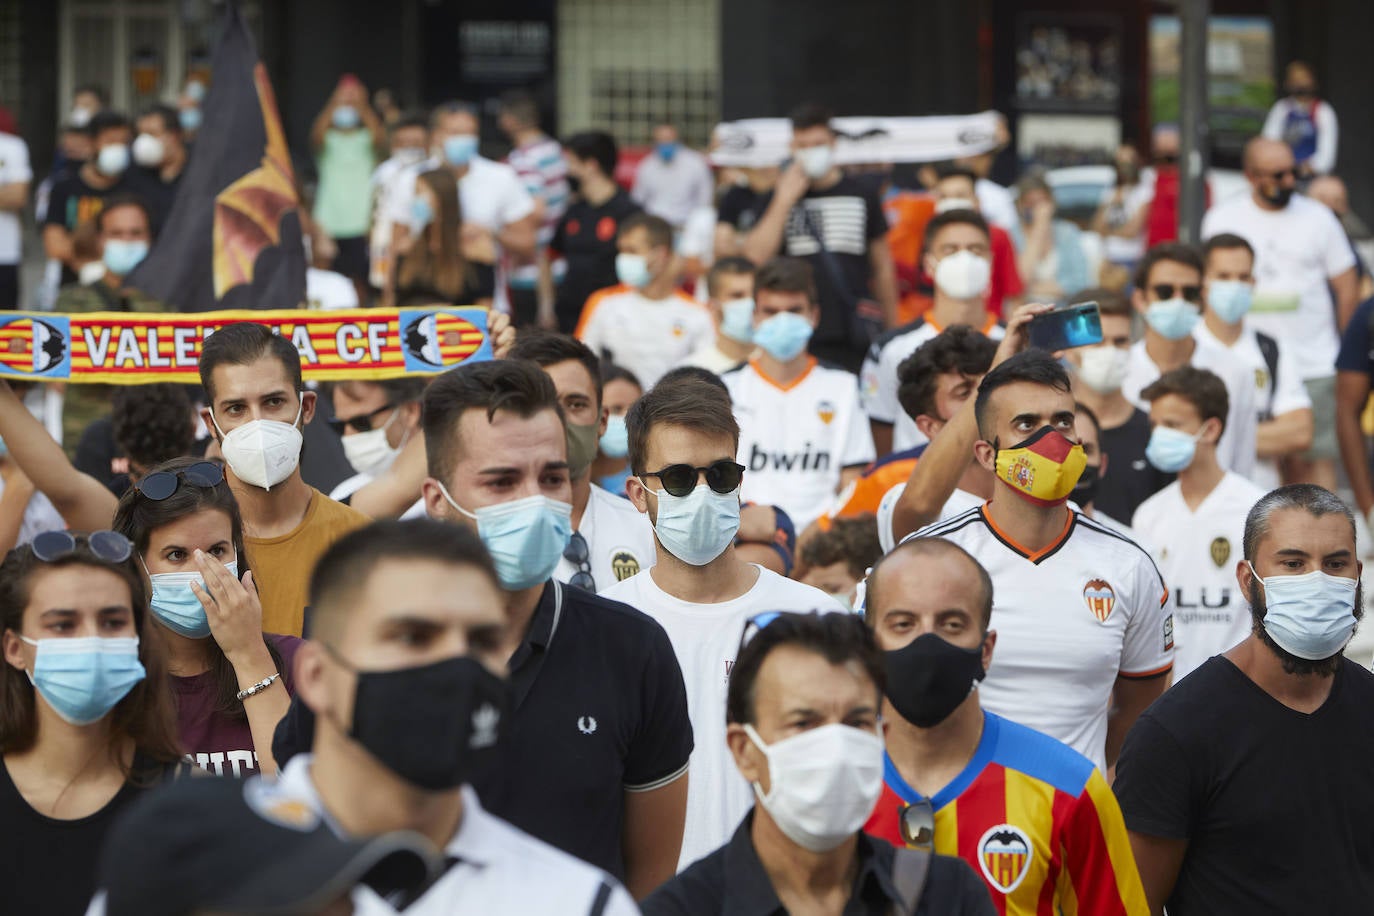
558, 0, 720, 147
0, 0, 22, 116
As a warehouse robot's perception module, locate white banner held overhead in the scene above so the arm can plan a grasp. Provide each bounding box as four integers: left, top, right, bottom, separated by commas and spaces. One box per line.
709, 111, 1003, 168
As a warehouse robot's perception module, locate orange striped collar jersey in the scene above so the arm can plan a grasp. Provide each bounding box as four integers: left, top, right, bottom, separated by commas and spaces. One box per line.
865, 710, 1147, 916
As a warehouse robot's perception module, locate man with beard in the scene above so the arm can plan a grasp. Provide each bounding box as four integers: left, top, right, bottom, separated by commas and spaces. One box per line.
1115, 484, 1374, 915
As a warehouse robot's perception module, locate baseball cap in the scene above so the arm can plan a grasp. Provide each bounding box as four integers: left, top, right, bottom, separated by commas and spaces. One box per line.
99, 775, 441, 916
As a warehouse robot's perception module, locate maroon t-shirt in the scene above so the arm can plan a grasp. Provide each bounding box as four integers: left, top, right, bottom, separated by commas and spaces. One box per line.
175, 633, 302, 777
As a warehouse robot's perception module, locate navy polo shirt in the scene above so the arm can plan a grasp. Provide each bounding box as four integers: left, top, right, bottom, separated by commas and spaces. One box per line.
273, 580, 693, 879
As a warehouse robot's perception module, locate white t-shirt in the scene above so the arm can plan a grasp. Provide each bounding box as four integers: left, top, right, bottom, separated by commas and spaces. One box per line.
861, 316, 1004, 453
875, 481, 984, 553
0, 132, 32, 264
1121, 337, 1259, 479
575, 284, 714, 390
1194, 321, 1312, 490
678, 343, 747, 376
0, 474, 64, 546
599, 564, 844, 868
554, 484, 656, 591
305, 267, 359, 310
631, 147, 714, 228
907, 506, 1174, 771
976, 178, 1018, 232
1097, 183, 1153, 264
1201, 195, 1355, 380
724, 359, 876, 531
1132, 472, 1263, 682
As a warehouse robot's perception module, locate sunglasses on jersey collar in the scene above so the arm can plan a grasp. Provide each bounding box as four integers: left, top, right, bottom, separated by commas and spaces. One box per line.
900, 799, 935, 852
1150, 283, 1202, 303
134, 461, 225, 501
640, 460, 744, 498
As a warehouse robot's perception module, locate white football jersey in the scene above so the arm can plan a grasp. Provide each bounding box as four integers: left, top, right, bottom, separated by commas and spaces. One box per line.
554, 484, 656, 592
875, 480, 984, 554
1131, 472, 1264, 682
907, 505, 1174, 771
724, 359, 876, 531
575, 284, 715, 390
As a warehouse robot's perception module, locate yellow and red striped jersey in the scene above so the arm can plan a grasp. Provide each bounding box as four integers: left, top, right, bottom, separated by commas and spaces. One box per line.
864, 711, 1147, 916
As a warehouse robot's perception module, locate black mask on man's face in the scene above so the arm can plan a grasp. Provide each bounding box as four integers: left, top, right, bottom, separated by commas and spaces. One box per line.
1260, 185, 1295, 209
884, 633, 987, 728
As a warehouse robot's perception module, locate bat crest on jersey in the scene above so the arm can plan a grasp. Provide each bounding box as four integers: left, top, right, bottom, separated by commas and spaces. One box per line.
611, 549, 642, 581
1083, 578, 1116, 622
979, 824, 1032, 894
1210, 537, 1231, 568
816, 399, 836, 425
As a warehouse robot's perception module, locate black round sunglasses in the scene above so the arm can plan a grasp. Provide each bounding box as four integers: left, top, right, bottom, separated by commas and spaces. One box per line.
641, 460, 744, 498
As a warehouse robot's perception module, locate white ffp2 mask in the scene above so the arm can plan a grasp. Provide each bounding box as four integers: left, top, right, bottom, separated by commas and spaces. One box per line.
212, 399, 304, 491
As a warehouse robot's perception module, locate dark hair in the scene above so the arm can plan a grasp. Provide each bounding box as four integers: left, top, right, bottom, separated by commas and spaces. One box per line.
308, 519, 499, 640
922, 209, 990, 253
323, 377, 427, 409
138, 104, 181, 136
1243, 484, 1354, 562
398, 167, 471, 302
1202, 232, 1255, 267
934, 163, 979, 188
789, 102, 835, 133
88, 109, 131, 140
422, 359, 563, 483
1140, 366, 1229, 436
429, 100, 478, 128
755, 257, 816, 304
619, 212, 673, 252
1068, 286, 1130, 318
392, 111, 430, 134
498, 89, 540, 128
973, 350, 1072, 439
706, 256, 755, 299
198, 323, 304, 406
1133, 241, 1204, 292
896, 326, 997, 422
112, 457, 283, 725
602, 364, 644, 393
800, 516, 882, 581
654, 365, 730, 395
510, 331, 602, 406
565, 131, 618, 178
111, 384, 195, 473
865, 537, 994, 630
626, 376, 738, 475
0, 535, 181, 770
726, 612, 884, 724
95, 193, 152, 235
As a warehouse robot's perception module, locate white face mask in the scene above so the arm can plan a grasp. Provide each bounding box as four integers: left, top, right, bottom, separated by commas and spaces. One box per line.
211, 399, 304, 491
796, 145, 834, 180
341, 408, 409, 478
933, 249, 991, 300
744, 722, 885, 852
132, 133, 165, 168
1075, 345, 1130, 394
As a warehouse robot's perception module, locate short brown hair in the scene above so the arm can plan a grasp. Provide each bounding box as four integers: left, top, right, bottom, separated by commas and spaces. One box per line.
1068, 286, 1130, 318
626, 376, 739, 476
198, 322, 304, 405
422, 359, 564, 484
755, 257, 816, 305
1140, 366, 1229, 435
619, 212, 673, 252
800, 516, 882, 580
1134, 242, 1204, 292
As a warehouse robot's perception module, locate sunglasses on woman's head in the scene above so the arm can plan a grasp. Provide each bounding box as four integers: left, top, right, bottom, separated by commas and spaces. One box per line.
134, 462, 225, 501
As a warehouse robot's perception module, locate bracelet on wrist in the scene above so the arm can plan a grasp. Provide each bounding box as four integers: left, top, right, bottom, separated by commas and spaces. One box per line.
236, 672, 281, 702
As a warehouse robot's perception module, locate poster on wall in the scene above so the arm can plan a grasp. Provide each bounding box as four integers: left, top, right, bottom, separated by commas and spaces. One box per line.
1149, 16, 1275, 157
1014, 14, 1122, 115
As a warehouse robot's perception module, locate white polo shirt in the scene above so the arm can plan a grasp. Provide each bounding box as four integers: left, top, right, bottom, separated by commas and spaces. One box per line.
0, 132, 32, 265
600, 564, 843, 870
724, 358, 876, 531
1132, 472, 1265, 682
908, 505, 1174, 771
575, 284, 714, 390
554, 484, 657, 591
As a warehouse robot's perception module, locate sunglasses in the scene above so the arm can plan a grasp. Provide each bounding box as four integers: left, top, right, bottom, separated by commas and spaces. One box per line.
134, 461, 225, 501
641, 460, 744, 498
327, 402, 397, 436
900, 799, 935, 851
563, 530, 595, 593
1150, 284, 1202, 303
32, 530, 133, 565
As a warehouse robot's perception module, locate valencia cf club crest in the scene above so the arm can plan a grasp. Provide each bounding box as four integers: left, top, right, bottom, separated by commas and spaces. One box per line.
1210, 537, 1231, 568
1083, 578, 1116, 622
610, 550, 641, 582
978, 824, 1032, 894
1255, 368, 1269, 391
817, 399, 836, 425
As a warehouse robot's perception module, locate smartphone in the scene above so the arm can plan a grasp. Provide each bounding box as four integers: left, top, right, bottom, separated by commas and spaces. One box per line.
1028, 302, 1104, 351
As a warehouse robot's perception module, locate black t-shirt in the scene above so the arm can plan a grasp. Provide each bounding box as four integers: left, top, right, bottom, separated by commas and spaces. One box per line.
393, 252, 496, 307
0, 755, 167, 916
44, 170, 132, 233
1095, 408, 1173, 523
717, 184, 767, 234
755, 177, 887, 355
551, 190, 642, 327
128, 166, 178, 235
1115, 656, 1374, 915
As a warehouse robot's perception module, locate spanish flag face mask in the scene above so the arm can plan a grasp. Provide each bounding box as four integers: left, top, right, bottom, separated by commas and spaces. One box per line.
991, 426, 1087, 507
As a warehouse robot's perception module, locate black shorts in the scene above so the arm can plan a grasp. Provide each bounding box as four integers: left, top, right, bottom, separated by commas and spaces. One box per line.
331, 236, 369, 282
0, 264, 18, 310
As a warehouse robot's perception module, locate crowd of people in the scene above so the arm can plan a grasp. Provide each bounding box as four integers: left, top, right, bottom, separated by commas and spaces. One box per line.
0, 63, 1372, 915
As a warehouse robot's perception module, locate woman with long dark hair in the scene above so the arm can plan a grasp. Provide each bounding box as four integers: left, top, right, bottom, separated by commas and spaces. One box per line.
112, 456, 298, 778
391, 166, 496, 308
0, 529, 181, 915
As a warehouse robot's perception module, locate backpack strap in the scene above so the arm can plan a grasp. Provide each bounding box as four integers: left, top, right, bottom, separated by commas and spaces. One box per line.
1255, 330, 1280, 420
890, 846, 932, 915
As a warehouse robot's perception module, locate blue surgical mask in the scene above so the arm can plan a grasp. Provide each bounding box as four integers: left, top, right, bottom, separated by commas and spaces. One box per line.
103, 239, 149, 276
1207, 280, 1253, 324
332, 105, 360, 129
643, 482, 741, 566
720, 297, 755, 344
1145, 298, 1201, 340
411, 196, 434, 232
754, 312, 814, 362
600, 415, 629, 458
442, 134, 478, 167
657, 141, 679, 163
1144, 425, 1201, 473
439, 487, 572, 591
1250, 563, 1359, 660
179, 108, 203, 132
616, 253, 651, 288
20, 636, 146, 726
146, 560, 240, 639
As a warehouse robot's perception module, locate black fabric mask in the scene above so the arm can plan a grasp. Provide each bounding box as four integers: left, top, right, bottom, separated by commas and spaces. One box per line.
884, 633, 986, 728
346, 655, 509, 791
1071, 463, 1101, 508
1261, 186, 1295, 208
